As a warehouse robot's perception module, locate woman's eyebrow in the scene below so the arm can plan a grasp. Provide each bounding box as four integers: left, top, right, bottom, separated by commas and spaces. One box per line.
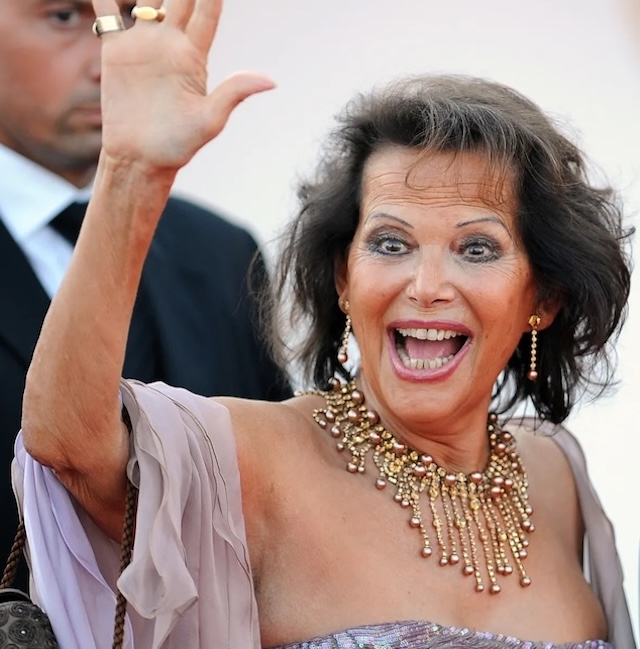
456, 216, 508, 232
366, 212, 413, 228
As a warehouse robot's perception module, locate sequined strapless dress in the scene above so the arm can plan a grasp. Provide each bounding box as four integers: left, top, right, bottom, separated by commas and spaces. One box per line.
271, 620, 612, 649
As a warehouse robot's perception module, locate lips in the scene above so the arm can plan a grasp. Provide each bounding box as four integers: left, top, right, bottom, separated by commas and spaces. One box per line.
394, 327, 468, 370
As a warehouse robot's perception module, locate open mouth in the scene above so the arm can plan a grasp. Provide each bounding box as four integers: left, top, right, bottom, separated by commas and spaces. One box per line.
394, 327, 468, 370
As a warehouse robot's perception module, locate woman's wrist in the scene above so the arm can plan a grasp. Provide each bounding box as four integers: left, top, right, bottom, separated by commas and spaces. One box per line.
89, 151, 178, 244
97, 150, 178, 195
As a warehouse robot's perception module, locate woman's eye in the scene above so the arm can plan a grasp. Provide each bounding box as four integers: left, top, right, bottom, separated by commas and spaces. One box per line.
368, 234, 409, 255
460, 238, 500, 261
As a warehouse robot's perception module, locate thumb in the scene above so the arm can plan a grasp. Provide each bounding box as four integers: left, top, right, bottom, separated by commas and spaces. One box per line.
205, 71, 276, 138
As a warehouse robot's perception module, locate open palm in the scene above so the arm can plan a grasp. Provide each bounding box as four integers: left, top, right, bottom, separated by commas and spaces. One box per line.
92, 0, 274, 170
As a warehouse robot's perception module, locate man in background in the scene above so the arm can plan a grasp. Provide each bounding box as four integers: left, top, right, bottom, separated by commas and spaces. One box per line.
0, 0, 290, 588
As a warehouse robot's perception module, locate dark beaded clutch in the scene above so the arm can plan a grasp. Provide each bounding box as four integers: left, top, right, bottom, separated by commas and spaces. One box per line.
0, 524, 58, 649
0, 587, 58, 648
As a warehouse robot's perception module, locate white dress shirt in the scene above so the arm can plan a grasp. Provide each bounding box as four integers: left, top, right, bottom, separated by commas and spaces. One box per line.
0, 144, 92, 298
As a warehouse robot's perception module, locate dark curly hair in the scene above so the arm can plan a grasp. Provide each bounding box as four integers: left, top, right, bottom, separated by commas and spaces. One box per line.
267, 75, 633, 423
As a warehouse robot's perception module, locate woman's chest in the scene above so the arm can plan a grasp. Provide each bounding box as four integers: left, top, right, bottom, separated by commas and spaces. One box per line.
252, 466, 606, 648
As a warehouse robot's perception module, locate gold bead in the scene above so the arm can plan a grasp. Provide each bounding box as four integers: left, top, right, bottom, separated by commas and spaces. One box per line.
393, 441, 407, 454
366, 410, 380, 424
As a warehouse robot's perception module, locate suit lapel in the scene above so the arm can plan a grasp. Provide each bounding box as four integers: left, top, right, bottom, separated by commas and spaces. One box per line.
0, 219, 50, 367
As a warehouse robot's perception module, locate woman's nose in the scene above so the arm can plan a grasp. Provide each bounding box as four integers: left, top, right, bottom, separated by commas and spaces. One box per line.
405, 253, 456, 307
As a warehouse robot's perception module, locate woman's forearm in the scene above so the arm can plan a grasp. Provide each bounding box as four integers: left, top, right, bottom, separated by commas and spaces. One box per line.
19, 0, 272, 530
22, 154, 175, 491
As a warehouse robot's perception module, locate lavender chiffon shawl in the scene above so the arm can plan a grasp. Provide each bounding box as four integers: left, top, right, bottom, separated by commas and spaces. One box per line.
12, 380, 261, 649
11, 382, 637, 649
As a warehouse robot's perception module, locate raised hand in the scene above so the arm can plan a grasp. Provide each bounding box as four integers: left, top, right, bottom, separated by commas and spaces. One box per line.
91, 0, 274, 171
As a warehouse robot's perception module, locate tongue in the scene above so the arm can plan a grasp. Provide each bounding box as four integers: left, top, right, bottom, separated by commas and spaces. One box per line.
404, 337, 459, 360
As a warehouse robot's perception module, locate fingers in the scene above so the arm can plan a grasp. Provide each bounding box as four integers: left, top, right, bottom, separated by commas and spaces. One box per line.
164, 0, 196, 29
186, 0, 223, 54
204, 72, 276, 139
92, 0, 121, 17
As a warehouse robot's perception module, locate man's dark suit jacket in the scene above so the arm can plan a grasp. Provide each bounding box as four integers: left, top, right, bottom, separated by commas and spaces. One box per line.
0, 196, 291, 588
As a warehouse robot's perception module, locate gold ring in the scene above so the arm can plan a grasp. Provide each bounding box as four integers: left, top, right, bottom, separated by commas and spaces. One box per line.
131, 5, 166, 22
92, 14, 126, 36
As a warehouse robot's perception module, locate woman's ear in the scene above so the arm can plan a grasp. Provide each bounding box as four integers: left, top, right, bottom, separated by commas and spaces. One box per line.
334, 256, 349, 307
532, 296, 562, 332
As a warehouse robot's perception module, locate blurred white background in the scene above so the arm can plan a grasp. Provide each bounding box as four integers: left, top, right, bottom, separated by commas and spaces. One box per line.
173, 0, 640, 638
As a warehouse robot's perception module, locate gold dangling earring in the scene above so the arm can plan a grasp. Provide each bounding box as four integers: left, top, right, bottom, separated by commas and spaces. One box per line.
527, 315, 541, 380
337, 301, 351, 366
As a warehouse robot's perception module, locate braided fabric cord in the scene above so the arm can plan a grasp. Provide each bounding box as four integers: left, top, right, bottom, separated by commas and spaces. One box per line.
0, 520, 25, 588
112, 478, 139, 649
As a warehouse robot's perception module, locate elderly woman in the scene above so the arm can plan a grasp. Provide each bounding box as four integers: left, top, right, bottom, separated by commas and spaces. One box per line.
12, 0, 636, 647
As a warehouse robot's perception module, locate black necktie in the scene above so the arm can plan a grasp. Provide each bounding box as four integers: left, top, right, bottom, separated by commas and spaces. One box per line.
49, 201, 163, 382
49, 201, 88, 244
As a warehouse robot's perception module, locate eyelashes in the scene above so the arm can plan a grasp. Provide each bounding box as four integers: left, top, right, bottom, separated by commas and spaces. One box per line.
458, 236, 503, 262
364, 230, 504, 263
366, 233, 409, 256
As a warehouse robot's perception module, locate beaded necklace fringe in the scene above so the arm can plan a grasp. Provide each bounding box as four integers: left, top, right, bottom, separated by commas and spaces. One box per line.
310, 378, 534, 595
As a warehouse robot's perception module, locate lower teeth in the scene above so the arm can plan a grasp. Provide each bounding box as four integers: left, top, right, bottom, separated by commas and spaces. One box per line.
397, 350, 455, 370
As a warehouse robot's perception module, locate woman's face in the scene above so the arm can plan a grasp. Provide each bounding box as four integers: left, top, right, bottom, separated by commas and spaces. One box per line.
337, 146, 546, 437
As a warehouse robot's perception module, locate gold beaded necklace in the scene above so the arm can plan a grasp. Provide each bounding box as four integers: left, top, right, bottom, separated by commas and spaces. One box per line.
310, 378, 535, 595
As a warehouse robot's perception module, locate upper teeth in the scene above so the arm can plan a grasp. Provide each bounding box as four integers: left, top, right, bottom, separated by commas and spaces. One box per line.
397, 328, 461, 341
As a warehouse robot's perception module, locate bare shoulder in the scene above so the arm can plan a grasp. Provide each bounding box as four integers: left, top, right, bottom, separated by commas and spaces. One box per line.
508, 422, 572, 474
505, 420, 584, 549
213, 394, 325, 571
212, 393, 325, 495
214, 394, 320, 455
